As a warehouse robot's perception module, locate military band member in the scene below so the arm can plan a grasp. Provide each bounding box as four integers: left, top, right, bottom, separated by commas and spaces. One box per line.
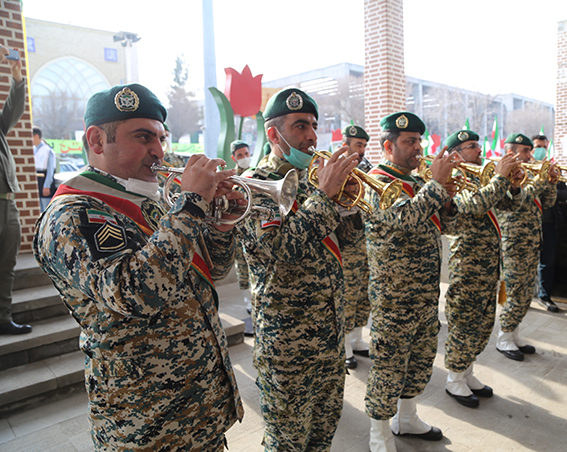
442, 130, 517, 408
237, 88, 359, 451
230, 140, 253, 314
495, 133, 557, 361
33, 83, 244, 451
338, 124, 371, 369
364, 112, 461, 452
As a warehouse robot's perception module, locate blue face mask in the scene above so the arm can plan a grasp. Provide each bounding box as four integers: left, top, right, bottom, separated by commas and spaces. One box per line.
533, 147, 547, 161
275, 128, 313, 170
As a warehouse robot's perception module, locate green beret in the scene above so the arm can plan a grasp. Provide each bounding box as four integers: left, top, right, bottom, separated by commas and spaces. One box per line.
264, 88, 318, 121
164, 123, 170, 132
230, 140, 249, 154
84, 83, 167, 128
446, 130, 480, 151
380, 111, 425, 135
342, 124, 370, 141
505, 133, 533, 149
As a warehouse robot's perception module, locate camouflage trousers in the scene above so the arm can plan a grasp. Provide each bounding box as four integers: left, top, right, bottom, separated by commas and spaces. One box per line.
342, 245, 370, 333
444, 277, 498, 372
85, 357, 236, 451
365, 302, 440, 420
500, 244, 539, 332
255, 360, 345, 452
235, 238, 250, 290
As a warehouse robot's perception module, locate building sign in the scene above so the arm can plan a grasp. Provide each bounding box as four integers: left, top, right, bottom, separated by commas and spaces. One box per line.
104, 48, 118, 62
27, 37, 35, 53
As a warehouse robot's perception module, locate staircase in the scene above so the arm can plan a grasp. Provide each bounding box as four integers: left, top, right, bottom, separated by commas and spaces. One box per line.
0, 253, 245, 418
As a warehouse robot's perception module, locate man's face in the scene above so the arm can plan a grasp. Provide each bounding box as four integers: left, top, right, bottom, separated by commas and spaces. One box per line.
275, 112, 318, 154
97, 118, 166, 182
385, 131, 422, 170
32, 134, 41, 146
515, 144, 533, 163
344, 137, 368, 163
231, 146, 250, 163
457, 140, 482, 165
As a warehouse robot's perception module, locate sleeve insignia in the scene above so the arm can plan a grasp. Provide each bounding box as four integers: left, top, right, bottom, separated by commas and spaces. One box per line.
94, 222, 127, 252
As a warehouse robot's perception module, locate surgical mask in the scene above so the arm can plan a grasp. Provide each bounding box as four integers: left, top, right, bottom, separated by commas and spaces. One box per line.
275, 128, 313, 170
114, 175, 161, 202
236, 157, 252, 169
533, 147, 548, 161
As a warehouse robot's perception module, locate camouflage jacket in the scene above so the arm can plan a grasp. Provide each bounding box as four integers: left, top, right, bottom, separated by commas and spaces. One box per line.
33, 169, 244, 422
238, 152, 359, 367
365, 163, 451, 303
496, 179, 557, 254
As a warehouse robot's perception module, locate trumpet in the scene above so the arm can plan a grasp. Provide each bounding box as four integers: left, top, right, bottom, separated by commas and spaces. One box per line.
485, 157, 550, 187
307, 147, 402, 212
151, 163, 298, 225
417, 155, 489, 193
554, 164, 567, 183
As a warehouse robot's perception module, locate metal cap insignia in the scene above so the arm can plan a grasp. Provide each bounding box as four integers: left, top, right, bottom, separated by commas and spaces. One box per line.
114, 87, 140, 112
515, 136, 523, 143
395, 114, 408, 129
349, 126, 357, 136
286, 92, 303, 111
458, 131, 469, 141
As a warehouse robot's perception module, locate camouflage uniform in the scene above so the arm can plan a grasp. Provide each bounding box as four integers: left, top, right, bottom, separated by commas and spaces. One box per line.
496, 180, 556, 332
234, 165, 250, 290
238, 152, 355, 451
33, 168, 243, 451
364, 162, 451, 420
336, 213, 370, 334
443, 174, 514, 372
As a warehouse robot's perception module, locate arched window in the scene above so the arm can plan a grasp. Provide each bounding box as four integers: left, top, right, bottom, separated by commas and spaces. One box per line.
32, 58, 109, 139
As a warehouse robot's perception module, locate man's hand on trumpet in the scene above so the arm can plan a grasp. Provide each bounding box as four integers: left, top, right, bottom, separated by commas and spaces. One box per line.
315, 146, 360, 200
548, 161, 560, 184
430, 146, 463, 198
495, 152, 519, 179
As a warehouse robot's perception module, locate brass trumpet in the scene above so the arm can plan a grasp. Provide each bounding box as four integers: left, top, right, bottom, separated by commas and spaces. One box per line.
485, 157, 551, 186
553, 164, 567, 183
307, 147, 402, 212
151, 163, 298, 225
417, 155, 490, 193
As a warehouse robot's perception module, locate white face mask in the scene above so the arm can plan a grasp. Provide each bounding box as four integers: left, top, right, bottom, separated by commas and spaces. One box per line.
124, 178, 161, 202
236, 156, 252, 169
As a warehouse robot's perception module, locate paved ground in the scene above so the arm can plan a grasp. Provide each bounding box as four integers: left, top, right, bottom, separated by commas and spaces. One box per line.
1, 279, 566, 452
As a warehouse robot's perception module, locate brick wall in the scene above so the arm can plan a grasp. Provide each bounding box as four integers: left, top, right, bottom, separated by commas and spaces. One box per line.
557, 20, 567, 166
1, 1, 39, 253
364, 0, 406, 163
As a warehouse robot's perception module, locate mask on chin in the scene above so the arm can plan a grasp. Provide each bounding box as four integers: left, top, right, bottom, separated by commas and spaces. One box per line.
275, 128, 313, 170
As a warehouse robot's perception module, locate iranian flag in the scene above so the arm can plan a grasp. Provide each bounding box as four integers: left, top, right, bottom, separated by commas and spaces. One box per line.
491, 117, 501, 156
422, 130, 432, 155
548, 139, 555, 161
483, 136, 493, 158
463, 118, 470, 130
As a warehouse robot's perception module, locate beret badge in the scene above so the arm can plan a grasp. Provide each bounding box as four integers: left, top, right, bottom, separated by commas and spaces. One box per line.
114, 87, 140, 112
515, 136, 524, 143
458, 131, 469, 142
349, 126, 357, 136
395, 114, 408, 129
286, 92, 303, 111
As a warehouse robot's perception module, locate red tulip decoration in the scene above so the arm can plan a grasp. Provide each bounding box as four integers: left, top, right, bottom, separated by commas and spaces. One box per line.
224, 65, 263, 118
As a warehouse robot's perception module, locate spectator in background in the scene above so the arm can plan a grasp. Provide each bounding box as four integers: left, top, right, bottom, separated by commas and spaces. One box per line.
33, 126, 56, 212
532, 134, 567, 312
0, 46, 32, 335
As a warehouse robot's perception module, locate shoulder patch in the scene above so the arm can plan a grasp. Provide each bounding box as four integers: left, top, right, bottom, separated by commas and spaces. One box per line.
78, 208, 133, 260
260, 213, 282, 229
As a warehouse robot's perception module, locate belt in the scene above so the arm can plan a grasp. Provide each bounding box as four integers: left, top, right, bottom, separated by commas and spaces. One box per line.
0, 193, 16, 200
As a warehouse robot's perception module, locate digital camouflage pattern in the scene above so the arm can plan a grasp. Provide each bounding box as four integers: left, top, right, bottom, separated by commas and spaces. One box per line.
238, 152, 355, 450
234, 164, 250, 290
33, 169, 243, 451
496, 179, 557, 332
364, 162, 451, 420
335, 212, 370, 333
443, 174, 513, 372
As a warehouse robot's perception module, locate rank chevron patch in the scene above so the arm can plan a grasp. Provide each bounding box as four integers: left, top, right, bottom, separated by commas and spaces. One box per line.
94, 222, 127, 252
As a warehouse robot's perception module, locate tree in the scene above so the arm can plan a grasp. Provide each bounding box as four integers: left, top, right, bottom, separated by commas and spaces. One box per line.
505, 103, 554, 138
166, 55, 202, 143
32, 91, 83, 139
313, 75, 365, 131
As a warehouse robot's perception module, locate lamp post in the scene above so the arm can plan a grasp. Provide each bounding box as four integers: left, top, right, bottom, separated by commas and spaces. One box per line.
113, 31, 141, 84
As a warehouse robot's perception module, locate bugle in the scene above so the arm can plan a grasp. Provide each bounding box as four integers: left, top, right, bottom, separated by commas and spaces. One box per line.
151, 163, 298, 225
483, 157, 529, 187
307, 147, 402, 212
417, 155, 486, 193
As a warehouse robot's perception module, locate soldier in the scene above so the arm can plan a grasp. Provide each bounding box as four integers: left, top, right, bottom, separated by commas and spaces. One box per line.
33, 83, 244, 451
364, 112, 462, 452
230, 140, 252, 315
32, 126, 56, 212
495, 133, 557, 361
238, 88, 359, 451
338, 124, 371, 369
442, 130, 518, 408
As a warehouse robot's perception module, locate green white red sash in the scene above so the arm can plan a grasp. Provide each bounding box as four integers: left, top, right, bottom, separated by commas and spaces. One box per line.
534, 196, 542, 214
54, 171, 215, 293
369, 167, 442, 232
486, 209, 501, 238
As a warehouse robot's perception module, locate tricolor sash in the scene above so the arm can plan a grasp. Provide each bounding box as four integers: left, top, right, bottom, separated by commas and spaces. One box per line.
534, 196, 542, 214
486, 209, 501, 239
54, 171, 216, 296
369, 166, 442, 233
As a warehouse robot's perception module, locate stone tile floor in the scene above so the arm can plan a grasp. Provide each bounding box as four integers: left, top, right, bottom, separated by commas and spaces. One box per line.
1, 281, 566, 452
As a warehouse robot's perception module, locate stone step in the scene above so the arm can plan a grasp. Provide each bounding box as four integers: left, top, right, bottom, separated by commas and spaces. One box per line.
12, 284, 68, 325
0, 313, 244, 416
13, 253, 53, 291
